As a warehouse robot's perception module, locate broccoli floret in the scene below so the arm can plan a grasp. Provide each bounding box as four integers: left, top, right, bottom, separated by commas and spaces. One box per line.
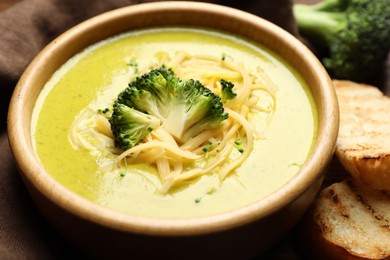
109, 103, 160, 149
163, 78, 228, 141
293, 0, 390, 81
109, 66, 228, 148
115, 66, 178, 120
220, 79, 237, 102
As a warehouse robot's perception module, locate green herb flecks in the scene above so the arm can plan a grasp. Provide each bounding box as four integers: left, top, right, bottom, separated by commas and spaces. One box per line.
234, 139, 245, 153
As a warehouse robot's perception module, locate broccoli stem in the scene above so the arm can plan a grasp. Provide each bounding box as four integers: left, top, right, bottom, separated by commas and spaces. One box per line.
294, 0, 390, 80
306, 0, 343, 12
294, 4, 345, 44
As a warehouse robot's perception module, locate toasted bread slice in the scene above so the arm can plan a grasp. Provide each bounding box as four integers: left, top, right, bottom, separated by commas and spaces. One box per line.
296, 179, 390, 259
333, 80, 390, 191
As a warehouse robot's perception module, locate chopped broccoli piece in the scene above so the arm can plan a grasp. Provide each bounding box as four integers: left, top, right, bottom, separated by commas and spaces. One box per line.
233, 139, 245, 153
109, 66, 228, 148
220, 79, 237, 102
202, 142, 213, 153
98, 108, 110, 114
109, 103, 160, 149
293, 0, 390, 81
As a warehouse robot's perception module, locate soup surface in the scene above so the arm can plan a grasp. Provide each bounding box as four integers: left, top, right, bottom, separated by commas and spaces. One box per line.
32, 27, 317, 218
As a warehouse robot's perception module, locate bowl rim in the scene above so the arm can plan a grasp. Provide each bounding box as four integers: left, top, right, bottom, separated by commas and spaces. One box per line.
7, 1, 339, 236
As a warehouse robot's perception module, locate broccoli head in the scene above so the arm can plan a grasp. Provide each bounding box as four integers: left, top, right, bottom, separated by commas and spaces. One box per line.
109, 103, 160, 149
115, 66, 178, 120
163, 78, 228, 142
109, 66, 228, 149
293, 0, 390, 81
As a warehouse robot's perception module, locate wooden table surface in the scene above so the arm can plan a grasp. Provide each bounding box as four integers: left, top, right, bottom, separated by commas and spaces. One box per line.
1, 0, 389, 259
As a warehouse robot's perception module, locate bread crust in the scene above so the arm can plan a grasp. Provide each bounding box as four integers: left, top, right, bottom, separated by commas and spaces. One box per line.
295, 179, 390, 260
333, 80, 390, 191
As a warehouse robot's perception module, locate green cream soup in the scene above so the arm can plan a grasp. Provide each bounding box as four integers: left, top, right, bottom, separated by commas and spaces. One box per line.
32, 28, 317, 218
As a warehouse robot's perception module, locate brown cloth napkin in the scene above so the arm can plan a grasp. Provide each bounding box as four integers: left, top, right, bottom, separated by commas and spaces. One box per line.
0, 0, 297, 258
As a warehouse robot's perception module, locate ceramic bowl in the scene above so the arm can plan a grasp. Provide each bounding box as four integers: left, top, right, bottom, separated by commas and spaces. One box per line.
8, 2, 339, 258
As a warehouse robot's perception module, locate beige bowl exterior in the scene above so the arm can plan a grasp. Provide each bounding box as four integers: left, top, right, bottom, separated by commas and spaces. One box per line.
7, 1, 339, 259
